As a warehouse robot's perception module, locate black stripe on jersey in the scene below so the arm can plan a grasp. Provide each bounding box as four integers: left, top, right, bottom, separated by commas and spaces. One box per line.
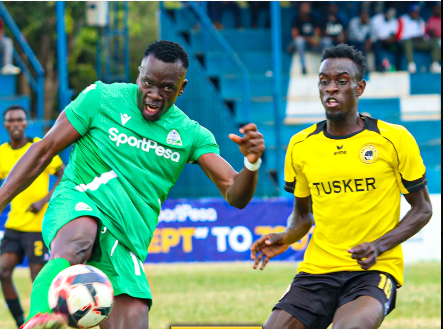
365, 116, 381, 134
401, 172, 427, 193
284, 181, 296, 193
307, 121, 326, 138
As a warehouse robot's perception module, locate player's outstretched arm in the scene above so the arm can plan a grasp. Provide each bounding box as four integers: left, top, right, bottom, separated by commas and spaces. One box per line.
250, 196, 313, 270
0, 111, 81, 213
198, 123, 265, 209
349, 187, 433, 270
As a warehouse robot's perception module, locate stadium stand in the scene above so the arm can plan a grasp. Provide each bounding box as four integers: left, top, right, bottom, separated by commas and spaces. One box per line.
163, 2, 441, 195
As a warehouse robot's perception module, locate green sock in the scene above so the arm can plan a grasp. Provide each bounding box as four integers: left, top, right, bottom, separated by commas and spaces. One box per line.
26, 258, 70, 322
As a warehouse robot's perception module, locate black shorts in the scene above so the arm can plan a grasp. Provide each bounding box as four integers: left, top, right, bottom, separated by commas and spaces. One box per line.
274, 271, 397, 329
0, 229, 49, 264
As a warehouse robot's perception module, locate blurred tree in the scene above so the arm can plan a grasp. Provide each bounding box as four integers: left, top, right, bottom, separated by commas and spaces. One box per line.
3, 1, 158, 120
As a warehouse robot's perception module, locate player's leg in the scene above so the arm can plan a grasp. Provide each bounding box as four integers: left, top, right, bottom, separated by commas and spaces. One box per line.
29, 263, 45, 281
331, 296, 383, 329
25, 216, 98, 325
100, 295, 150, 329
24, 232, 50, 282
264, 309, 307, 329
0, 252, 25, 328
332, 272, 397, 329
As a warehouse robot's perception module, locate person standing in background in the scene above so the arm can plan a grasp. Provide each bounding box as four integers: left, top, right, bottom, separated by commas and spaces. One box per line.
397, 4, 441, 74
371, 7, 403, 72
0, 105, 65, 328
347, 10, 372, 65
0, 18, 20, 75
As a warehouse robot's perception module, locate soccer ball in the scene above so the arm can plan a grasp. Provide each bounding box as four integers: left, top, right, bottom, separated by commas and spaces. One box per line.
48, 265, 114, 328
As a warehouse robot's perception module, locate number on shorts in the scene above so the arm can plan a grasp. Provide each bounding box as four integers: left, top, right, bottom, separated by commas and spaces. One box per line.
34, 241, 43, 257
378, 274, 393, 299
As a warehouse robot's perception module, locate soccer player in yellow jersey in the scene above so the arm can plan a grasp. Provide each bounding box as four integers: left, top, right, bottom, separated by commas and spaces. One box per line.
0, 105, 65, 328
250, 44, 433, 329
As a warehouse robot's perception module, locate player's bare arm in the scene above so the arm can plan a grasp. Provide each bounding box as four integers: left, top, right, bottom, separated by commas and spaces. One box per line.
250, 196, 313, 270
349, 187, 433, 270
27, 165, 65, 214
198, 123, 265, 209
0, 111, 80, 213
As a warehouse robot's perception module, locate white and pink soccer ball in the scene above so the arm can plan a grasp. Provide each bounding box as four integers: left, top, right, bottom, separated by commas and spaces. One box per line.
48, 265, 114, 328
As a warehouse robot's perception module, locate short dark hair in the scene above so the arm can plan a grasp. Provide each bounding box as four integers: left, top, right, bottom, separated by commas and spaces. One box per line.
144, 40, 189, 69
321, 44, 367, 81
3, 105, 29, 118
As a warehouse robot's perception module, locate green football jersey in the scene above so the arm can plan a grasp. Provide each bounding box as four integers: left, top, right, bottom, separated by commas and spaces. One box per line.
62, 81, 219, 261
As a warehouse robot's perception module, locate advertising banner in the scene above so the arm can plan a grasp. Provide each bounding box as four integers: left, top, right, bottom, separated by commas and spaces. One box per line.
0, 195, 441, 265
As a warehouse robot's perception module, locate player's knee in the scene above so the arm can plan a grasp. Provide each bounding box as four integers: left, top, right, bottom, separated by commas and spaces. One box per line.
52, 238, 95, 265
333, 322, 379, 329
0, 266, 13, 281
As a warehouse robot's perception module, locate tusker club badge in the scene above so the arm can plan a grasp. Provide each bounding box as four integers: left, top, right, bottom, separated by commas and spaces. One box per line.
167, 129, 183, 146
360, 145, 379, 164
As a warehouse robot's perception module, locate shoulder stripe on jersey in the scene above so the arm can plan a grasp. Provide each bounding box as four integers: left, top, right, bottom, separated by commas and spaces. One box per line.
307, 121, 326, 138
365, 116, 381, 134
401, 172, 427, 193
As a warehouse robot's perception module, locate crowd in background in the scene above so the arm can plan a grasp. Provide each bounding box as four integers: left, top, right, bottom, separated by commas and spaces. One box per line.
206, 1, 441, 75
0, 18, 20, 75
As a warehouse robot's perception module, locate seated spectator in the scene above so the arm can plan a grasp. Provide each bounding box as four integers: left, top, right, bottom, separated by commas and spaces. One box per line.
322, 3, 346, 46
288, 2, 331, 75
208, 1, 243, 30
347, 10, 372, 60
427, 3, 441, 45
371, 7, 403, 72
397, 4, 441, 73
0, 19, 20, 75
248, 1, 270, 29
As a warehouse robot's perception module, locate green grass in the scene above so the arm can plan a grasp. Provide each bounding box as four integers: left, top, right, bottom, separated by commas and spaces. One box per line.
0, 262, 440, 329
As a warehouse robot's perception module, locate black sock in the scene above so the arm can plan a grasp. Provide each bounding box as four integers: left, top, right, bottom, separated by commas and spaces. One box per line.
6, 298, 24, 327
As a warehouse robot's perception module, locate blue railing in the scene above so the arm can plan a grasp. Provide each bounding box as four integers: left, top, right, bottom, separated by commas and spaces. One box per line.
0, 1, 45, 120
183, 1, 252, 123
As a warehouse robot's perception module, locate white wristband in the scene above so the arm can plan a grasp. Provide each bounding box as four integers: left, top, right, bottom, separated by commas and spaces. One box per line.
244, 157, 262, 171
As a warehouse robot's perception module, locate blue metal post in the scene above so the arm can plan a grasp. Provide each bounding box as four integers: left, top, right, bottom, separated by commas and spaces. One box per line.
56, 2, 70, 112
271, 2, 283, 193
123, 2, 130, 82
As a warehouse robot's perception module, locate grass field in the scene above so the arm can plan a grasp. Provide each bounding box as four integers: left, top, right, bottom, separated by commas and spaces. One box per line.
0, 262, 440, 329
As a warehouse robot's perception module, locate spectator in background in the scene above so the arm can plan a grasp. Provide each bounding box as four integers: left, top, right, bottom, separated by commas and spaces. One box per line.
208, 1, 243, 30
398, 4, 441, 73
288, 2, 330, 75
0, 19, 20, 75
347, 10, 372, 60
427, 3, 441, 45
248, 1, 270, 29
371, 7, 403, 72
322, 3, 346, 46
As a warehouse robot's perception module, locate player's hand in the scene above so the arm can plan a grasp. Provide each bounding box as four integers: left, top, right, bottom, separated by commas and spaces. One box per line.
250, 233, 290, 270
229, 123, 265, 164
27, 199, 46, 214
348, 242, 380, 270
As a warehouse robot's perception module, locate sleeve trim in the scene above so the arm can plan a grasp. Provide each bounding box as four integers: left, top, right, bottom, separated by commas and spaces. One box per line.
401, 172, 427, 193
284, 181, 296, 194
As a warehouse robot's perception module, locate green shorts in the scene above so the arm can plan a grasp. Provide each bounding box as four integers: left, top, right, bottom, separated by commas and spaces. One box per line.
43, 180, 152, 307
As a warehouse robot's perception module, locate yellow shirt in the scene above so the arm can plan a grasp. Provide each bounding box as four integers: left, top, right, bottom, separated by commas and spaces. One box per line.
0, 137, 64, 232
284, 115, 426, 286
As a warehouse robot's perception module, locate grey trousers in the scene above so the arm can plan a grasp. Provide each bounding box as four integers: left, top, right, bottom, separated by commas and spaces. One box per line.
0, 36, 14, 66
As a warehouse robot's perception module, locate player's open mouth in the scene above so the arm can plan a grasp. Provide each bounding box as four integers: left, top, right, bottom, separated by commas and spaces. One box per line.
144, 104, 161, 115
326, 98, 340, 107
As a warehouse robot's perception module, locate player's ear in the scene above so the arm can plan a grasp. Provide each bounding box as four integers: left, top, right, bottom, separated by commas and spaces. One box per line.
356, 79, 366, 97
179, 79, 188, 96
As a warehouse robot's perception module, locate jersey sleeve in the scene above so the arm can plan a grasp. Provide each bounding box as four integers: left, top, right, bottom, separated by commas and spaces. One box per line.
284, 139, 310, 198
65, 82, 102, 136
395, 127, 427, 194
188, 125, 220, 164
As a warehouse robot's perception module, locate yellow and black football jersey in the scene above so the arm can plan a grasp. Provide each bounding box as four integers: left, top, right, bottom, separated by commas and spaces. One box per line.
284, 115, 426, 286
0, 137, 64, 232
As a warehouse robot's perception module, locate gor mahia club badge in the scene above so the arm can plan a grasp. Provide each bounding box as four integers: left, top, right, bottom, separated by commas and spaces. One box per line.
360, 145, 379, 164
167, 129, 182, 146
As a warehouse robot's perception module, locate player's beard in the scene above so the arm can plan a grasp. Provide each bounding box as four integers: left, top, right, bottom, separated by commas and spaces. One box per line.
326, 111, 348, 123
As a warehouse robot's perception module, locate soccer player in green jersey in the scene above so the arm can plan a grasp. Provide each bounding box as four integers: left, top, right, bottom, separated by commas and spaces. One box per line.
0, 40, 265, 329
